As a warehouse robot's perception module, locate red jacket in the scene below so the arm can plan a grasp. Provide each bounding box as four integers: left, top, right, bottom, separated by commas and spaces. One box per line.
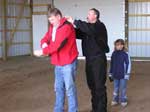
41, 18, 78, 66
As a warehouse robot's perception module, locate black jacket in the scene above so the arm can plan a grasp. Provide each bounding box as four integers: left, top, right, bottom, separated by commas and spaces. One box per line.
75, 20, 109, 58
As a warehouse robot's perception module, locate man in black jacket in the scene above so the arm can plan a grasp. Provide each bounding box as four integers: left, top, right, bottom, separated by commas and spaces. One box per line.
67, 8, 109, 112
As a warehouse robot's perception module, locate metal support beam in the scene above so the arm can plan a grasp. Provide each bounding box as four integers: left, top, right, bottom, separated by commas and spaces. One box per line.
1, 0, 7, 60
29, 0, 33, 56
52, 0, 54, 8
125, 0, 129, 49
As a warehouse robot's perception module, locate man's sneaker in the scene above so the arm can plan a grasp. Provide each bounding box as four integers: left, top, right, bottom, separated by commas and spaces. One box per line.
121, 102, 128, 107
111, 101, 118, 106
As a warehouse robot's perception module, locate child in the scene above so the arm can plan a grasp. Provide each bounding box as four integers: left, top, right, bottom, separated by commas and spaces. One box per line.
109, 39, 131, 107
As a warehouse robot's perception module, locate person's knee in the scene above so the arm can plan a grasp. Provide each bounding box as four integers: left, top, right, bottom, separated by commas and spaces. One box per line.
95, 84, 106, 92
54, 84, 65, 92
66, 84, 76, 96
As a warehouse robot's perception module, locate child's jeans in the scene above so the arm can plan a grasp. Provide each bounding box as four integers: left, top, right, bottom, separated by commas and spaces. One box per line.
53, 59, 78, 112
113, 79, 127, 103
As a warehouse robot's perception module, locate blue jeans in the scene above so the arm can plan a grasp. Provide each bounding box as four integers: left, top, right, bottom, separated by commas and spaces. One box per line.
113, 79, 127, 103
54, 59, 78, 112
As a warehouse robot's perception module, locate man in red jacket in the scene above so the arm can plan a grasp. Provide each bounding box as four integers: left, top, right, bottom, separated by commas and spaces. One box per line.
41, 8, 78, 112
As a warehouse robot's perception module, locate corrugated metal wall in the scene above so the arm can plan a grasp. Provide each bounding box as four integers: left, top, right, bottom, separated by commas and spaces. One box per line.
1, 0, 150, 59
0, 0, 32, 59
0, 0, 2, 58
128, 0, 150, 58
33, 0, 51, 12
7, 0, 32, 56
54, 0, 125, 57
32, 0, 51, 56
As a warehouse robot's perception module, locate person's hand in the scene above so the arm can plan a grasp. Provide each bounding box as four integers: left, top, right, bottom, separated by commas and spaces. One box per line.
124, 74, 130, 80
66, 16, 74, 24
42, 43, 48, 49
109, 74, 114, 82
109, 76, 114, 82
34, 50, 43, 56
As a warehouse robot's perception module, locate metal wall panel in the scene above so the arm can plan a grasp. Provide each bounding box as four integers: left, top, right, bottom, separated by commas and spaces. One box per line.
33, 0, 51, 4
8, 44, 30, 56
0, 0, 52, 58
32, 0, 51, 56
0, 0, 3, 58
128, 1, 150, 57
33, 0, 51, 12
6, 0, 32, 57
0, 0, 32, 59
33, 15, 48, 56
54, 0, 125, 57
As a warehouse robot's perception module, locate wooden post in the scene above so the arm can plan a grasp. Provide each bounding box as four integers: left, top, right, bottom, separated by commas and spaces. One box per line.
1, 0, 7, 60
125, 0, 129, 49
52, 0, 55, 8
29, 0, 33, 56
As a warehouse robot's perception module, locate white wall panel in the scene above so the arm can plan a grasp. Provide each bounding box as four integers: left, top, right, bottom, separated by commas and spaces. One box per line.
54, 0, 125, 57
33, 0, 51, 4
33, 15, 48, 56
128, 1, 150, 57
32, 0, 52, 56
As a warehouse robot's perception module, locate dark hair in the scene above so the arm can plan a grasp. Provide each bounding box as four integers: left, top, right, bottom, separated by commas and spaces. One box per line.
48, 8, 62, 17
114, 39, 127, 51
90, 8, 100, 19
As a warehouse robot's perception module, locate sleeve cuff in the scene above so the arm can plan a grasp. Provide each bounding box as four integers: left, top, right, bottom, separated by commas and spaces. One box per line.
109, 74, 112, 77
124, 75, 130, 80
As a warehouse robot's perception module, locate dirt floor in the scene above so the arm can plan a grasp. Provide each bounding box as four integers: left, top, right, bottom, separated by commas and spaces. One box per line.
0, 56, 150, 112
